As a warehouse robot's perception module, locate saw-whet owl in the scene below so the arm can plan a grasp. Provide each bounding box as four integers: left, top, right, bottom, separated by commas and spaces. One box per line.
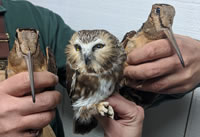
65, 29, 126, 134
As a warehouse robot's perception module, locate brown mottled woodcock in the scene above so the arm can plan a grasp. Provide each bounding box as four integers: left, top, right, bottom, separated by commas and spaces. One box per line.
7, 28, 57, 103
120, 4, 184, 108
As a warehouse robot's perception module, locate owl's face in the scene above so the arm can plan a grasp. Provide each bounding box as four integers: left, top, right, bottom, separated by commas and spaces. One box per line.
66, 30, 120, 73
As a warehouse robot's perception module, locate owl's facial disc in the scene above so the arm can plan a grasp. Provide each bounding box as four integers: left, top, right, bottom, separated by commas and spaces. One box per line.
74, 39, 105, 65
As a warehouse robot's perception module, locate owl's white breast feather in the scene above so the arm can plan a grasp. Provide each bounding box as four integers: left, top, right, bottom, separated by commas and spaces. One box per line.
72, 78, 114, 109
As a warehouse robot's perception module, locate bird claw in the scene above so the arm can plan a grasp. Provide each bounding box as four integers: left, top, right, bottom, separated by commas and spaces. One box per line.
97, 102, 114, 119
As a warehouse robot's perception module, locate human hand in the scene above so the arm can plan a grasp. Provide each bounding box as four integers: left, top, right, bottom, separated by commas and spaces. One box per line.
124, 35, 200, 94
97, 93, 144, 137
0, 71, 60, 137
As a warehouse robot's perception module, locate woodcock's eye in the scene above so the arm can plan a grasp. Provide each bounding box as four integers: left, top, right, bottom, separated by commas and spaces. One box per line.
155, 7, 160, 15
92, 43, 105, 51
74, 44, 81, 51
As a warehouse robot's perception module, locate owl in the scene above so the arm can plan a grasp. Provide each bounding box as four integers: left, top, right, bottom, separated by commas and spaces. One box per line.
65, 29, 126, 134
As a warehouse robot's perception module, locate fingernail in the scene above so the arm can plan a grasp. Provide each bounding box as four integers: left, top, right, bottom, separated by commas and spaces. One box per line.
125, 79, 143, 89
125, 78, 131, 86
126, 55, 130, 63
55, 75, 59, 83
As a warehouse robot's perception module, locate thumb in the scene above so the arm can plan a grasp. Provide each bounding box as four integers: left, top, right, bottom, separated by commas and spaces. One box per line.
0, 71, 58, 97
96, 116, 121, 137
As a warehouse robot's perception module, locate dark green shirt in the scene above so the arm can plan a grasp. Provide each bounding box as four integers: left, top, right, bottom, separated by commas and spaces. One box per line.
2, 0, 74, 69
1, 0, 75, 136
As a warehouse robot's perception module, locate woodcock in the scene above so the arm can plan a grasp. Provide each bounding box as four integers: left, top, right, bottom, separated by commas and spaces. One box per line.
7, 28, 57, 103
120, 4, 185, 108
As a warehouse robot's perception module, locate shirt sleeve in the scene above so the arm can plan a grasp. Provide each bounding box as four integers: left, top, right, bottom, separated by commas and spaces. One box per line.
35, 8, 75, 86
42, 10, 75, 87
32, 6, 75, 69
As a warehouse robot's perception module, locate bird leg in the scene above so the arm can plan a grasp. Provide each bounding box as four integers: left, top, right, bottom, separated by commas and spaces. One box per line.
97, 101, 114, 119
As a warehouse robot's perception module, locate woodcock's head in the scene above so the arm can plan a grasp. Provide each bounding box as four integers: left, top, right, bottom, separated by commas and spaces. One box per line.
151, 4, 175, 31
66, 30, 124, 73
143, 4, 185, 67
15, 28, 39, 56
143, 4, 175, 38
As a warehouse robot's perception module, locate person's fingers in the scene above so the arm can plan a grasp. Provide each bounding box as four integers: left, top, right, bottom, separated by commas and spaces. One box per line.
135, 106, 144, 123
127, 39, 173, 65
127, 76, 173, 93
97, 94, 144, 137
21, 130, 42, 137
20, 109, 55, 130
159, 85, 191, 94
124, 55, 181, 80
96, 116, 116, 129
107, 93, 138, 118
127, 68, 194, 93
4, 132, 38, 137
0, 71, 58, 97
17, 91, 61, 115
96, 116, 120, 137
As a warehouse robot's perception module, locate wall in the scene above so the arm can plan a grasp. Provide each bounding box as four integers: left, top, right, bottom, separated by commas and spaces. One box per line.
28, 0, 200, 40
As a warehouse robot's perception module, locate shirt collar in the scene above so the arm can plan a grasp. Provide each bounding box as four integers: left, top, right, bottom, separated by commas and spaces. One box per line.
0, 5, 6, 13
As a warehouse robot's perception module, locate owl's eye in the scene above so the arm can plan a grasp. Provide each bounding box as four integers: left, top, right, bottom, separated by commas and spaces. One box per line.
92, 43, 105, 51
74, 44, 81, 51
155, 7, 160, 15
96, 44, 105, 48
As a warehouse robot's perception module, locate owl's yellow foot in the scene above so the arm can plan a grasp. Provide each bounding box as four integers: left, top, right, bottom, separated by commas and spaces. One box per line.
97, 102, 114, 119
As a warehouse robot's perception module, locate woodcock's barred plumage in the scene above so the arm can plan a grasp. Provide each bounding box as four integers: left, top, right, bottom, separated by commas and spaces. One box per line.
65, 30, 126, 134
120, 4, 185, 108
7, 28, 57, 103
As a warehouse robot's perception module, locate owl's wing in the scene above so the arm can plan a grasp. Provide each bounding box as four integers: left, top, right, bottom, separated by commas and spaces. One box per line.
66, 63, 76, 98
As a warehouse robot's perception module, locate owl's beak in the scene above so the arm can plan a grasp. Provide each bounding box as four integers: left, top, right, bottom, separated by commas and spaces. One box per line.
84, 54, 91, 65
163, 26, 185, 67
24, 51, 35, 103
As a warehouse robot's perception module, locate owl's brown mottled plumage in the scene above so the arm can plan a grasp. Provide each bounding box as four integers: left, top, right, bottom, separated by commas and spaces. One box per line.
65, 30, 126, 134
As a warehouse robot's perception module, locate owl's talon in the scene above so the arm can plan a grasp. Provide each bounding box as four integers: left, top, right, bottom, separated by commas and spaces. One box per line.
108, 106, 114, 119
97, 102, 114, 119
